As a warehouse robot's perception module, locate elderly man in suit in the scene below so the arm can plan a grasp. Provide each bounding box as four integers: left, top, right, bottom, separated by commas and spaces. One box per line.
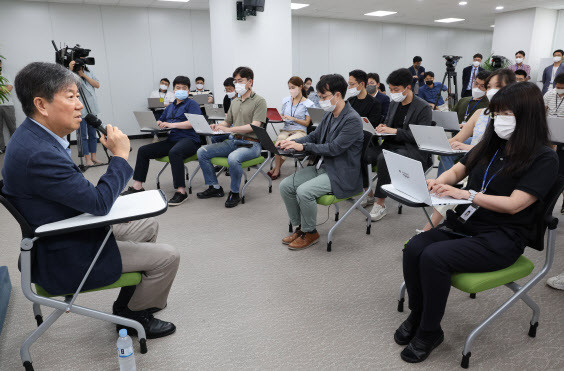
368, 68, 433, 221
2, 62, 179, 339
461, 53, 484, 98
278, 74, 364, 250
542, 49, 564, 94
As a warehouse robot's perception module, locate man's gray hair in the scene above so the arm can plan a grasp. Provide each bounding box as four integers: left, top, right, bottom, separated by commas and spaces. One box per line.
14, 62, 81, 117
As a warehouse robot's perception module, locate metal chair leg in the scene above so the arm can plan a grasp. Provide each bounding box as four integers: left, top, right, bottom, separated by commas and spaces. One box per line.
21, 308, 65, 370
32, 303, 42, 327
506, 282, 540, 336
155, 163, 169, 190
398, 282, 406, 312
188, 164, 201, 194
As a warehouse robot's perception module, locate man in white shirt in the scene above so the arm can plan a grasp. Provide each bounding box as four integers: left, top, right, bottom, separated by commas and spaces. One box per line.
0, 59, 17, 153
190, 76, 213, 104
149, 78, 175, 120
544, 73, 564, 118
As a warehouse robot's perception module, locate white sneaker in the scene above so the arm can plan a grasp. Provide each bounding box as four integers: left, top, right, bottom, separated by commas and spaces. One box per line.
361, 195, 375, 208
370, 204, 387, 221
547, 272, 564, 290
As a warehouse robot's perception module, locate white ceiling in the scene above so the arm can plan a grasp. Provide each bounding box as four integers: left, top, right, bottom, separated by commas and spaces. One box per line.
19, 0, 564, 31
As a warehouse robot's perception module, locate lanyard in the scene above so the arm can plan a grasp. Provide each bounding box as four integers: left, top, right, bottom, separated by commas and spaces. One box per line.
465, 98, 483, 120
170, 102, 182, 122
556, 94, 564, 112
290, 97, 302, 118
481, 149, 502, 193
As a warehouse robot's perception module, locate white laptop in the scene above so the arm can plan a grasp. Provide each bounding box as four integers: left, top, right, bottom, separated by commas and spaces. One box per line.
133, 111, 169, 132
185, 113, 229, 135
308, 107, 325, 126
147, 97, 165, 109
191, 94, 209, 105
548, 117, 564, 144
204, 104, 226, 120
382, 150, 471, 206
432, 111, 460, 131
361, 117, 395, 136
410, 124, 467, 154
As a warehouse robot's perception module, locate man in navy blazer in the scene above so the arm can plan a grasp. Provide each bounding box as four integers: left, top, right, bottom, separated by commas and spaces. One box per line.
542, 49, 564, 94
2, 62, 179, 339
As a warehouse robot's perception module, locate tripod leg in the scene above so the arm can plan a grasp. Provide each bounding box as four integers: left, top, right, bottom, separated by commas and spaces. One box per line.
434, 72, 448, 110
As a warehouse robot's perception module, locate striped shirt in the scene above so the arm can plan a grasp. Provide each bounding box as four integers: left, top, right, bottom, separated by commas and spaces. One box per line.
509, 63, 531, 79
544, 89, 564, 118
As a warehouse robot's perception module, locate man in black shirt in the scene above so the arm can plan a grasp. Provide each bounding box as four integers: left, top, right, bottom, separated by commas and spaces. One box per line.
368, 68, 432, 221
347, 69, 382, 127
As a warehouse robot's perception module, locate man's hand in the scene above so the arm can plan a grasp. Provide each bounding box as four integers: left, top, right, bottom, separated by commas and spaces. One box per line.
211, 123, 230, 132
207, 96, 214, 104
278, 140, 304, 152
68, 60, 75, 72
158, 121, 175, 129
413, 75, 418, 79
77, 68, 86, 78
430, 184, 470, 200
100, 125, 130, 160
376, 124, 397, 134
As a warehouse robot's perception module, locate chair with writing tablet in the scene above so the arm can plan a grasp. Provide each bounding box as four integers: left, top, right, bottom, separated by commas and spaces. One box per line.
0, 184, 168, 370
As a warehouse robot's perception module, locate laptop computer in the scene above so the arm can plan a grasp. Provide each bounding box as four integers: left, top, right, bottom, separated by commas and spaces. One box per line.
251, 125, 303, 157
185, 113, 229, 135
410, 124, 467, 154
191, 94, 210, 105
548, 117, 564, 144
308, 107, 325, 126
133, 111, 169, 132
361, 117, 395, 136
382, 150, 471, 206
147, 98, 165, 109
432, 111, 460, 131
267, 108, 283, 122
204, 104, 226, 120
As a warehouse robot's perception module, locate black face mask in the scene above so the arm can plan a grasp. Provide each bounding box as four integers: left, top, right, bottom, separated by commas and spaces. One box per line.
425, 80, 433, 86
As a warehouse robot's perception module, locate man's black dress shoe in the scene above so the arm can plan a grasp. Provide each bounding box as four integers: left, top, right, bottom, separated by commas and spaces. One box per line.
394, 319, 418, 345
115, 309, 176, 339
400, 332, 444, 363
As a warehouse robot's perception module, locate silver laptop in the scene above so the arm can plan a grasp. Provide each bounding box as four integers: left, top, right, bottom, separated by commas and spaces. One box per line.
382, 150, 471, 206
548, 117, 564, 144
147, 97, 165, 109
361, 117, 395, 136
308, 107, 325, 126
204, 104, 226, 120
410, 124, 467, 154
133, 111, 169, 131
185, 113, 229, 135
432, 111, 460, 131
191, 94, 210, 105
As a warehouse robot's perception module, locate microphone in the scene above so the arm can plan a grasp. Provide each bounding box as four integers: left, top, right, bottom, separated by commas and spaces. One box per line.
84, 113, 107, 136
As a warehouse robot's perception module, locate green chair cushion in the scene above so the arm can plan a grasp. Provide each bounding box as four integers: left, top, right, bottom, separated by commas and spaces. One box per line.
35, 272, 142, 298
211, 156, 265, 168
155, 154, 198, 163
451, 256, 534, 294
316, 191, 363, 206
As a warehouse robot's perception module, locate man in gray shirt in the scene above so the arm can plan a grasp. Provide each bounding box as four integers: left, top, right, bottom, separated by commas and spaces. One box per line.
0, 59, 17, 153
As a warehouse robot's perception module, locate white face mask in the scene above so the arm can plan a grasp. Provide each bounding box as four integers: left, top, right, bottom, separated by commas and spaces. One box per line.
289, 88, 300, 98
346, 87, 360, 99
556, 88, 564, 95
390, 89, 407, 103
515, 57, 524, 64
226, 91, 236, 99
472, 87, 486, 99
159, 84, 168, 91
235, 83, 248, 96
319, 96, 336, 112
494, 115, 516, 140
486, 88, 499, 101
472, 61, 480, 67
196, 84, 204, 90
554, 56, 562, 63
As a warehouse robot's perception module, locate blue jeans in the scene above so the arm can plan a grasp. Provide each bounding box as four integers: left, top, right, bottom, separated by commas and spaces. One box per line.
211, 134, 230, 143
197, 138, 262, 193
437, 137, 472, 176
80, 119, 98, 155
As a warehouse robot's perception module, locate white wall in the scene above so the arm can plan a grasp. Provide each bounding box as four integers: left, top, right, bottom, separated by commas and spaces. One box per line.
0, 1, 213, 135
292, 16, 493, 93
553, 10, 564, 50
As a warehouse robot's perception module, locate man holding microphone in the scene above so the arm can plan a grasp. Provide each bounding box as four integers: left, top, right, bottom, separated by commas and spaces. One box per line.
2, 62, 179, 339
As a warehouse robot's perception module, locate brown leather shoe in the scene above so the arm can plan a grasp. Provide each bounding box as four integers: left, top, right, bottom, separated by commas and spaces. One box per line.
282, 227, 301, 245
288, 231, 320, 250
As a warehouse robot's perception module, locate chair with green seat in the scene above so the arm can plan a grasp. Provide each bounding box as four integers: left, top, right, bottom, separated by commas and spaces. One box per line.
154, 153, 198, 191
395, 176, 564, 368
0, 183, 168, 370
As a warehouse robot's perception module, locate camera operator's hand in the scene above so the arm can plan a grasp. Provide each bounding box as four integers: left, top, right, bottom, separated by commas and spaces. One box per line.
77, 68, 86, 78
100, 125, 130, 160
68, 60, 76, 72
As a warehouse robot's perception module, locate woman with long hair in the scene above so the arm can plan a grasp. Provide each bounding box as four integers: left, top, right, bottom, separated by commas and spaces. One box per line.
395, 82, 559, 363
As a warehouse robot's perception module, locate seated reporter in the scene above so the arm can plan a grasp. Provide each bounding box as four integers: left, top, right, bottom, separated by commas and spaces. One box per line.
268, 76, 314, 180
196, 66, 267, 208
278, 74, 364, 250
3, 62, 179, 338
367, 68, 433, 222
396, 82, 558, 363
122, 75, 202, 206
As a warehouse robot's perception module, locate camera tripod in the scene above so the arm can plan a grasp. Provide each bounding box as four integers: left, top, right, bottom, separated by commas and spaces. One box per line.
433, 67, 459, 111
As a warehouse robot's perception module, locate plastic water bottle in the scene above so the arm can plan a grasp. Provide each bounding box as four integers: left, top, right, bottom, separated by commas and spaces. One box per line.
117, 329, 136, 371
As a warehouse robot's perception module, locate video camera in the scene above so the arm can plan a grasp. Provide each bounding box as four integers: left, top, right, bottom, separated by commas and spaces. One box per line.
443, 55, 462, 69
52, 40, 95, 72
490, 55, 504, 70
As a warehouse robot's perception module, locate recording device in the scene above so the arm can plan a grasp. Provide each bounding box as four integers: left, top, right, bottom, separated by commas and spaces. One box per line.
435, 56, 462, 111
236, 0, 265, 21
84, 114, 132, 152
490, 55, 504, 70
443, 55, 462, 70
52, 40, 95, 72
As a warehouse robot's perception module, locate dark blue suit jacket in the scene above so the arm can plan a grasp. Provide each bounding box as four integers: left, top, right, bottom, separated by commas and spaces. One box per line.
2, 118, 133, 295
374, 91, 391, 121
542, 64, 564, 94
408, 65, 426, 88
